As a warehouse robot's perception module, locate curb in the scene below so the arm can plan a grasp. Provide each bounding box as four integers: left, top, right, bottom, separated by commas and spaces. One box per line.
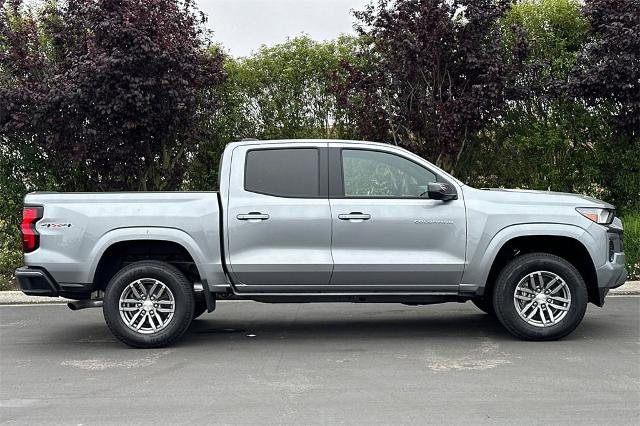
0, 292, 72, 305
609, 280, 640, 295
1, 281, 638, 305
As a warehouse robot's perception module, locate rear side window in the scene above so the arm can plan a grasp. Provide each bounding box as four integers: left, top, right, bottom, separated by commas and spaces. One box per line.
245, 148, 320, 197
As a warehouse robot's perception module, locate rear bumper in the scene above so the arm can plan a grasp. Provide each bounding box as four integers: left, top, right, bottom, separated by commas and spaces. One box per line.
15, 267, 58, 296
15, 267, 92, 299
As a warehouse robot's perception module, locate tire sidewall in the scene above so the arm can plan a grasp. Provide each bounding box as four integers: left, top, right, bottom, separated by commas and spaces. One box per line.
104, 261, 194, 347
493, 254, 588, 340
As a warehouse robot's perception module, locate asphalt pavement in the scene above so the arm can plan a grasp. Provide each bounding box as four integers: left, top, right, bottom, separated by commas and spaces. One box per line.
1, 297, 639, 425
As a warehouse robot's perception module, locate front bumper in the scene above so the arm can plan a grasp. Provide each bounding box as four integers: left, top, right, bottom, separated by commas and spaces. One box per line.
15, 267, 92, 299
595, 252, 627, 304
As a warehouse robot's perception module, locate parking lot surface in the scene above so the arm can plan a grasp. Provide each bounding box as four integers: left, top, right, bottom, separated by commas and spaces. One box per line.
1, 297, 639, 425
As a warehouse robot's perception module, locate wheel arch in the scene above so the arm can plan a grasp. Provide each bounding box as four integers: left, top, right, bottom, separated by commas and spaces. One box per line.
470, 224, 600, 306
88, 228, 208, 291
484, 234, 599, 306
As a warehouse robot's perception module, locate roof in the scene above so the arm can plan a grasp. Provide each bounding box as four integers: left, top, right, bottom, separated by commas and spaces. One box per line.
232, 138, 396, 148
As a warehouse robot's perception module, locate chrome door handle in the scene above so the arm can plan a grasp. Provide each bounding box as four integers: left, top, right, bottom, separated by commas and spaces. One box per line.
237, 212, 270, 221
338, 212, 371, 221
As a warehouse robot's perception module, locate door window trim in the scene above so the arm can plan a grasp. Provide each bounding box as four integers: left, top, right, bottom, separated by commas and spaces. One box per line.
243, 147, 328, 199
328, 147, 456, 199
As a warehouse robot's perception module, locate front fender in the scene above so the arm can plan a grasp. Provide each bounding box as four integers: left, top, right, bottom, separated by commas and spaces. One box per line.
461, 223, 598, 294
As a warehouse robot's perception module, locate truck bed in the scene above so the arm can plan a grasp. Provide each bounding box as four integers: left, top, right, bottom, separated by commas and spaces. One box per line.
22, 192, 226, 297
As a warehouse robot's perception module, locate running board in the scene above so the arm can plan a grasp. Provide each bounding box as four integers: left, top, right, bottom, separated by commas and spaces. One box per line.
228, 292, 464, 304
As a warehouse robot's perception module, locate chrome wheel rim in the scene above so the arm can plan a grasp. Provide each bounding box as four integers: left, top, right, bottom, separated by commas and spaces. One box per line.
513, 271, 571, 328
119, 278, 175, 334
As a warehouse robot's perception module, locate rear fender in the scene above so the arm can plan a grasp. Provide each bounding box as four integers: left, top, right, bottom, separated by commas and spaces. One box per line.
87, 227, 227, 295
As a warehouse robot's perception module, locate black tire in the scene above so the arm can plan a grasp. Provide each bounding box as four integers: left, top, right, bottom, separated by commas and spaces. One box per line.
472, 298, 495, 316
192, 297, 207, 320
103, 260, 194, 348
493, 253, 588, 341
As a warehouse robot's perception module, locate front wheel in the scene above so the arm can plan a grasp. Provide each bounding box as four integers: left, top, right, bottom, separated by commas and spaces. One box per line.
103, 260, 195, 348
493, 253, 588, 341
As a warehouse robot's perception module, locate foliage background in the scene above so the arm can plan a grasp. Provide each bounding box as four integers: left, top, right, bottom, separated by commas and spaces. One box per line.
1, 0, 638, 289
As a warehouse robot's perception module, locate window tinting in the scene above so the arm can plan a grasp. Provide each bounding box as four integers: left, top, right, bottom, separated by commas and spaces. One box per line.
342, 149, 436, 197
245, 148, 320, 197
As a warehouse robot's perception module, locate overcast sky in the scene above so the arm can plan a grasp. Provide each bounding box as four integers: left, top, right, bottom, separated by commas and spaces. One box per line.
198, 0, 370, 57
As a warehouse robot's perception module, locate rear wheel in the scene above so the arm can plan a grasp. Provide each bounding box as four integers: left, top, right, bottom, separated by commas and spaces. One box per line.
493, 253, 588, 341
103, 260, 194, 348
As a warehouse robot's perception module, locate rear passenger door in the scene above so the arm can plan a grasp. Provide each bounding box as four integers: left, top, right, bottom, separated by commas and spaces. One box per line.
226, 142, 332, 290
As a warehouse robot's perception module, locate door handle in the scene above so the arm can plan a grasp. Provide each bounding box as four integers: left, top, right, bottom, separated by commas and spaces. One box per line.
338, 212, 371, 221
237, 212, 270, 221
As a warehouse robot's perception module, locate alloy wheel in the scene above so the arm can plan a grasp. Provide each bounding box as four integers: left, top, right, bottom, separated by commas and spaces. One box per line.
119, 278, 176, 334
513, 271, 571, 327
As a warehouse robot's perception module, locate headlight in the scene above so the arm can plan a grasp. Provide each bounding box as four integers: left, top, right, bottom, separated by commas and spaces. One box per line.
576, 207, 615, 225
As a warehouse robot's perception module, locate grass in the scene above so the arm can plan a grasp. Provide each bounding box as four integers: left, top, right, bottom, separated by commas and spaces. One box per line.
0, 212, 638, 291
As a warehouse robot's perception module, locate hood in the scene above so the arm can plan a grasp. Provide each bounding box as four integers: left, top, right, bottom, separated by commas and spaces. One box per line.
477, 188, 615, 209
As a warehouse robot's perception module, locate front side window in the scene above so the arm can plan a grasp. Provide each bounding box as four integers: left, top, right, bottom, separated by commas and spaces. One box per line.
342, 149, 436, 197
245, 148, 320, 197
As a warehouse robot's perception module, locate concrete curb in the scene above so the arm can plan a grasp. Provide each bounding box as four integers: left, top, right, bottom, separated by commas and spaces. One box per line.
1, 281, 638, 305
609, 280, 640, 295
0, 292, 72, 305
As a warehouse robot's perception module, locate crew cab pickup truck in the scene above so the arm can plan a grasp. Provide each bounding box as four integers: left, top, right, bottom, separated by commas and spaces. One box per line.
16, 139, 627, 347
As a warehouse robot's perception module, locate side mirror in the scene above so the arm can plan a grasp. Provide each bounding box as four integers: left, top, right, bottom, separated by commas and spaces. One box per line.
427, 182, 457, 201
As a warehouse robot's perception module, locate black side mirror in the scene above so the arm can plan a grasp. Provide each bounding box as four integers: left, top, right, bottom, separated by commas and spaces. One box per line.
427, 182, 457, 201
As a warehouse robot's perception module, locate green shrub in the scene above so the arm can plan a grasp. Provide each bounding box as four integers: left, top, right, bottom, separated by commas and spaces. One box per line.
621, 213, 640, 280
0, 241, 21, 291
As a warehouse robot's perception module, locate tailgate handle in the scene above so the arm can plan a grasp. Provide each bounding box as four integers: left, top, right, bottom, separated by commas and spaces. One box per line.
338, 212, 371, 221
237, 212, 270, 221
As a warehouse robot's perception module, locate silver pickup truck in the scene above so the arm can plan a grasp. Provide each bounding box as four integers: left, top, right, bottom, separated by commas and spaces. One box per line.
16, 139, 627, 347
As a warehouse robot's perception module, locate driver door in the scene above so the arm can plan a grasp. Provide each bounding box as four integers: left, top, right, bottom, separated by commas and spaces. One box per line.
328, 147, 466, 292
